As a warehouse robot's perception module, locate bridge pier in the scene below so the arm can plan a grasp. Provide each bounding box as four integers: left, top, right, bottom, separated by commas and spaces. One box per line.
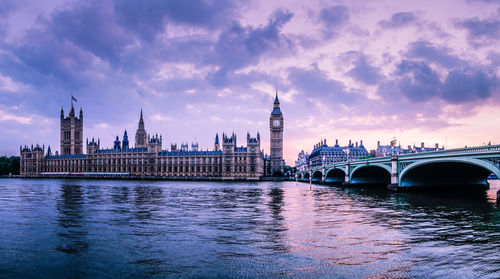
497, 190, 500, 204
342, 163, 351, 187
387, 153, 401, 192
321, 166, 325, 184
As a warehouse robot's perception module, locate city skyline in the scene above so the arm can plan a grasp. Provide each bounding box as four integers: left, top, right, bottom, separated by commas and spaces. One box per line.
1, 0, 500, 164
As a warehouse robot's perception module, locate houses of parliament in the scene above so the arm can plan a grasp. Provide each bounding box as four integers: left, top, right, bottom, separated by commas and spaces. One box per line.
20, 94, 285, 180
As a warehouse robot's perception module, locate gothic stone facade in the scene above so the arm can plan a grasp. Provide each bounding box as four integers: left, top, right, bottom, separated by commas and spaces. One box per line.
20, 103, 272, 180
60, 105, 83, 155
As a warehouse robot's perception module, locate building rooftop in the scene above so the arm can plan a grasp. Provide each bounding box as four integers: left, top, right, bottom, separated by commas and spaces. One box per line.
47, 154, 87, 159
158, 150, 223, 156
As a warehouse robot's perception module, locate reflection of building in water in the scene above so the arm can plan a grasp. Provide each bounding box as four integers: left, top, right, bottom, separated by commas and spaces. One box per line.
264, 186, 289, 253
20, 96, 290, 180
133, 186, 164, 220
56, 184, 88, 254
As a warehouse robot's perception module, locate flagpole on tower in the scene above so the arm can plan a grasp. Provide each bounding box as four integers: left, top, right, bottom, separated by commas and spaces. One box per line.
71, 93, 78, 108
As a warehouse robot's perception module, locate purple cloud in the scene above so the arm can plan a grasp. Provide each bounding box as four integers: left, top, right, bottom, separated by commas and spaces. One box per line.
51, 2, 132, 64
455, 16, 500, 47
405, 41, 464, 68
391, 60, 499, 104
394, 60, 441, 102
442, 69, 498, 104
347, 54, 383, 85
113, 0, 238, 41
288, 66, 357, 105
320, 5, 350, 27
208, 9, 294, 86
1, 0, 500, 161
378, 12, 419, 28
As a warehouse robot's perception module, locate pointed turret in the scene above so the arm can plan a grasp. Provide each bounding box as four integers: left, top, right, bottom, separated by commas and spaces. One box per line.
271, 89, 282, 115
135, 109, 147, 148
122, 130, 129, 149
69, 103, 75, 117
139, 109, 144, 129
114, 135, 121, 150
214, 133, 220, 151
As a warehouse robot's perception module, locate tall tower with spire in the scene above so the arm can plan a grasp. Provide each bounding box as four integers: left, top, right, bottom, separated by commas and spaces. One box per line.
60, 101, 83, 155
214, 133, 220, 151
122, 130, 129, 149
135, 110, 148, 148
270, 89, 284, 175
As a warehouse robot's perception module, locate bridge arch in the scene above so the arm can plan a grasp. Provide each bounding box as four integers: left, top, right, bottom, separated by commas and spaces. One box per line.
399, 158, 500, 188
350, 164, 391, 185
297, 173, 303, 180
325, 168, 346, 184
312, 170, 323, 183
304, 172, 310, 180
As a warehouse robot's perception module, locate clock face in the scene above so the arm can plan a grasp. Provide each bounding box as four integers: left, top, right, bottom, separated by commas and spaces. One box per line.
273, 120, 280, 127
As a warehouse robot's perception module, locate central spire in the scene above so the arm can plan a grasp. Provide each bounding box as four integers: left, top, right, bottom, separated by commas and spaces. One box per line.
274, 88, 280, 105
271, 89, 282, 115
138, 109, 144, 129
135, 109, 147, 148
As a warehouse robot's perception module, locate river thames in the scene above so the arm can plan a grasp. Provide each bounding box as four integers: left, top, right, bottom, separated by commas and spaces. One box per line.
0, 179, 499, 278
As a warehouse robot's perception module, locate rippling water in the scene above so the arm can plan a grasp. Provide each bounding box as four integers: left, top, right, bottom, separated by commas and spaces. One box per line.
0, 179, 499, 278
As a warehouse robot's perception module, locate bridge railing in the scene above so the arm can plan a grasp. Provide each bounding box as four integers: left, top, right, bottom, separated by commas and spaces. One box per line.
300, 144, 500, 174
397, 144, 500, 159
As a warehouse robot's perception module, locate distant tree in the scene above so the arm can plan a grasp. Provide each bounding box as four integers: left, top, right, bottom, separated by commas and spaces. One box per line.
283, 165, 295, 177
272, 170, 284, 177
10, 156, 20, 175
0, 156, 20, 175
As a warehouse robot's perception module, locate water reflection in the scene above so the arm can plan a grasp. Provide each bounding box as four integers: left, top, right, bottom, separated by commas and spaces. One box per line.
0, 179, 498, 278
263, 185, 289, 253
312, 183, 500, 277
56, 183, 88, 254
133, 185, 165, 221
111, 186, 130, 204
128, 184, 166, 274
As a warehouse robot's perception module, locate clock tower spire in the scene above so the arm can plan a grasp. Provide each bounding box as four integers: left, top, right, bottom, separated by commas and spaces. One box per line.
270, 89, 284, 175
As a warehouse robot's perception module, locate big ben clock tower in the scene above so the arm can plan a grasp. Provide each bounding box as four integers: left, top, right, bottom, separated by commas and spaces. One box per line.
270, 90, 284, 175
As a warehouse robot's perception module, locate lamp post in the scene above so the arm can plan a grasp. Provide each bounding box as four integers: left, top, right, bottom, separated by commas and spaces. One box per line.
322, 154, 326, 184
309, 160, 312, 187
344, 147, 350, 187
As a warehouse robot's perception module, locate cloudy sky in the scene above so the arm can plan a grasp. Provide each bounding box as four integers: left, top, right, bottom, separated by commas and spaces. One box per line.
1, 0, 499, 164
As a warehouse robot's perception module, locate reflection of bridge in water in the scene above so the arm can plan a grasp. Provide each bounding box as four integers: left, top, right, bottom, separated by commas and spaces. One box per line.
297, 145, 500, 191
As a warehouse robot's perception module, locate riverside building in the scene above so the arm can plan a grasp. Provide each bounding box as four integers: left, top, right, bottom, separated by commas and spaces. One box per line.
373, 140, 443, 157
19, 96, 285, 180
306, 139, 369, 168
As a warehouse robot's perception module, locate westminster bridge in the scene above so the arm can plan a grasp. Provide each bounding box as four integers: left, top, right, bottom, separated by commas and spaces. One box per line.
296, 145, 500, 191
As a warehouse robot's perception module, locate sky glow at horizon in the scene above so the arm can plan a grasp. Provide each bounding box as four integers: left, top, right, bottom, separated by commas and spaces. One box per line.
0, 0, 499, 164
